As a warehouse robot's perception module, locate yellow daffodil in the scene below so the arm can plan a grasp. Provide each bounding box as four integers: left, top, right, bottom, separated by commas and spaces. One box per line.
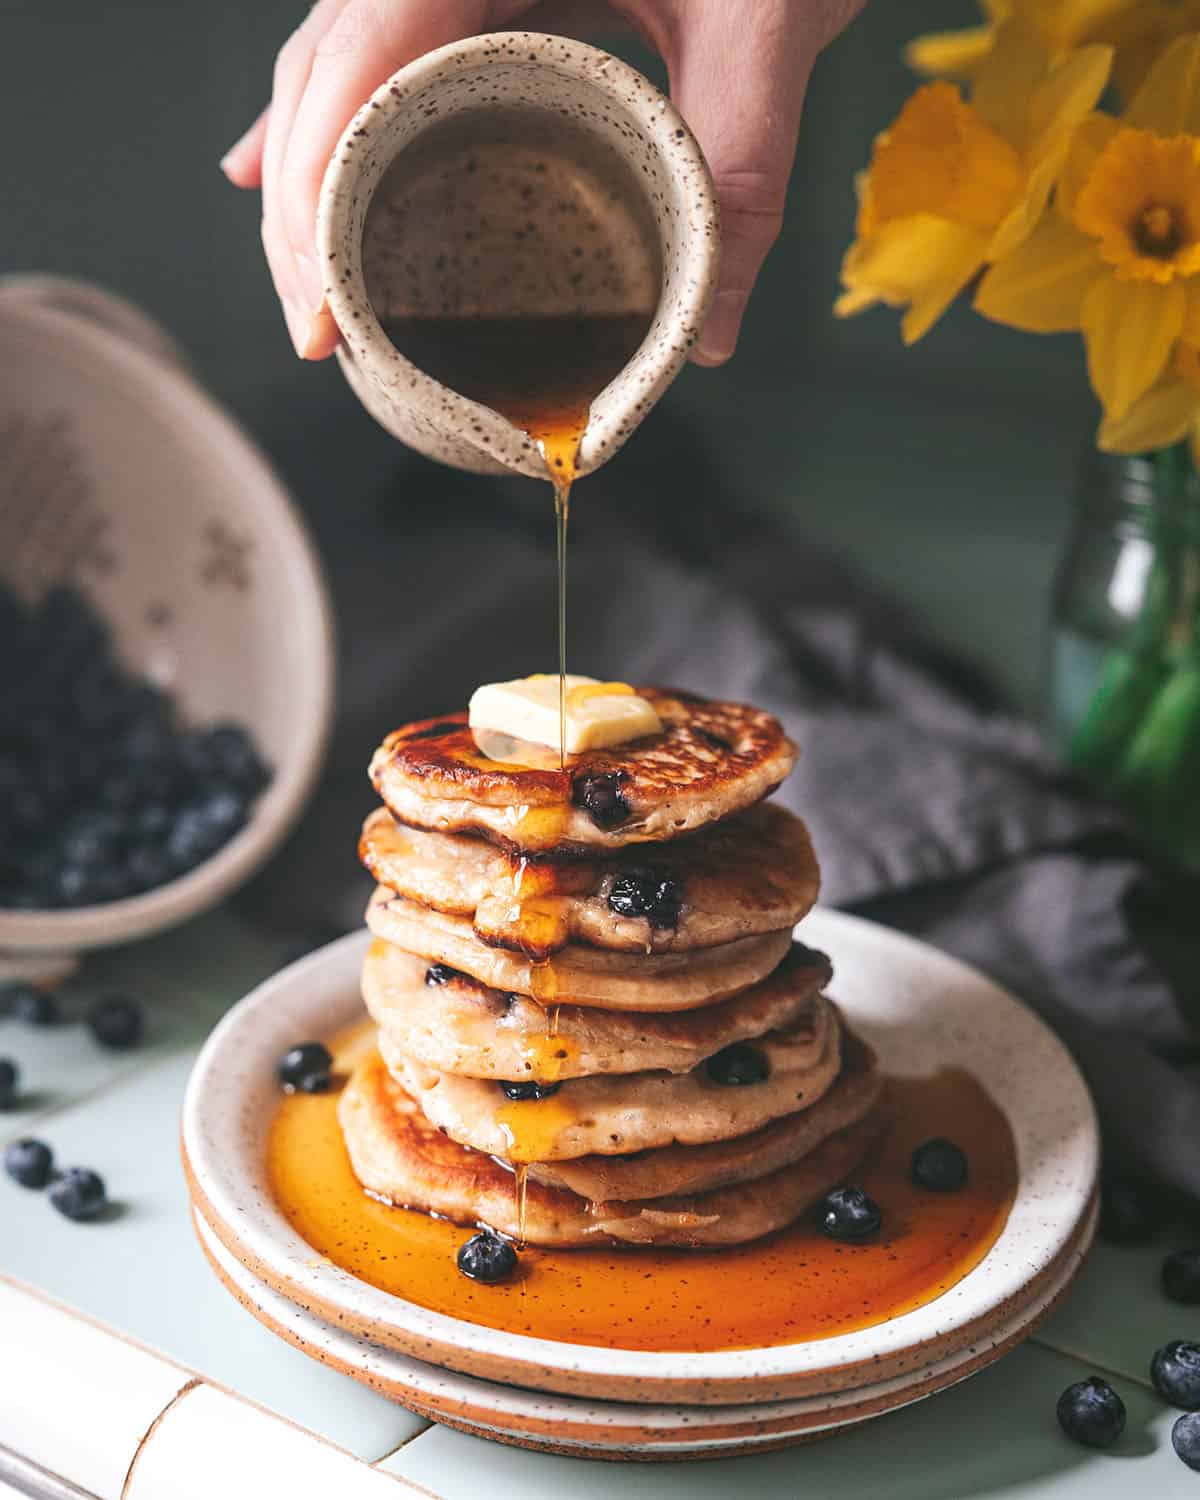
1098, 339, 1200, 460
836, 23, 1111, 343
976, 35, 1200, 424
1095, 1, 1200, 98
908, 0, 1130, 79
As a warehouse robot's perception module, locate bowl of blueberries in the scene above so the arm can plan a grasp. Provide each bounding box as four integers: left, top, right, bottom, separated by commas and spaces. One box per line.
0, 279, 335, 964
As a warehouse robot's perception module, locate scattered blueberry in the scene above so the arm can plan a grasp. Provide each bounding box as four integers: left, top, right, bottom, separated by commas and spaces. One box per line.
425, 963, 464, 986
1174, 1412, 1200, 1471
818, 1186, 882, 1241
86, 995, 145, 1051
607, 868, 683, 928
499, 1080, 562, 1101
457, 1230, 517, 1284
49, 1167, 108, 1222
1099, 1175, 1165, 1245
11, 986, 57, 1027
572, 770, 630, 829
1163, 1248, 1200, 1305
1152, 1341, 1200, 1410
5, 1139, 53, 1189
277, 1041, 333, 1093
1056, 1377, 1126, 1448
0, 1058, 18, 1111
911, 1138, 969, 1193
705, 1043, 769, 1086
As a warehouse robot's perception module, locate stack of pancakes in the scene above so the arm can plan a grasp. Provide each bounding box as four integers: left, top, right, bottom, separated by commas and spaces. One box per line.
343, 689, 884, 1248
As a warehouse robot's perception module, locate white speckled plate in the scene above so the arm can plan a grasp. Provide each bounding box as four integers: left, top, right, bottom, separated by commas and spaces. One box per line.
192, 1199, 1095, 1461
182, 912, 1099, 1406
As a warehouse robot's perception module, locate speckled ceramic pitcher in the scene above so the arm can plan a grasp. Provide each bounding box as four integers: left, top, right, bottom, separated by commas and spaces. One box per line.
316, 32, 719, 479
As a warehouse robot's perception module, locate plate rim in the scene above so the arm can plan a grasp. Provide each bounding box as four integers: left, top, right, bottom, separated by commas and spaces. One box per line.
181, 910, 1099, 1403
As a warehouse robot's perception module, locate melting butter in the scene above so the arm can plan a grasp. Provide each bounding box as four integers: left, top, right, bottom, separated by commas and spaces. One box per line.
469, 674, 660, 753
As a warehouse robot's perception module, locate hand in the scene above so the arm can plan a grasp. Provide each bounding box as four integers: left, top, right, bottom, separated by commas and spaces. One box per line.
222, 0, 864, 364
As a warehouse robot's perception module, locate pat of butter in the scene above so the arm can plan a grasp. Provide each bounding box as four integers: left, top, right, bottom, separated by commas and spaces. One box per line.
469, 675, 661, 753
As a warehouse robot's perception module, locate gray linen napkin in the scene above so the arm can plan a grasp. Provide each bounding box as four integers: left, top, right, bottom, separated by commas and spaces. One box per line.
245, 436, 1200, 1203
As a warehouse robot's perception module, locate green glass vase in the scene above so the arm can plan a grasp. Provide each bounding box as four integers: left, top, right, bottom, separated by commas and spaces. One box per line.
1049, 443, 1200, 868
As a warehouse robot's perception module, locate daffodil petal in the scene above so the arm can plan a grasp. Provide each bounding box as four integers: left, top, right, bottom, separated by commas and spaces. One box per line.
1028, 44, 1112, 152
1185, 284, 1200, 346
901, 225, 990, 343
1124, 34, 1200, 137
840, 216, 986, 342
976, 216, 1098, 331
833, 286, 880, 319
906, 28, 994, 80
971, 19, 1049, 147
1098, 376, 1199, 454
1082, 275, 1186, 420
1058, 113, 1120, 222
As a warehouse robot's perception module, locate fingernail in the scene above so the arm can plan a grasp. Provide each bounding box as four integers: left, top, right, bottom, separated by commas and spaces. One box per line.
281, 297, 311, 357
693, 292, 742, 366
299, 303, 339, 361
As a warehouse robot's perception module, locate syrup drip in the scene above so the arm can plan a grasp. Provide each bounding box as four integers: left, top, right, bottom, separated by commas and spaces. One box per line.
267, 1023, 1021, 1353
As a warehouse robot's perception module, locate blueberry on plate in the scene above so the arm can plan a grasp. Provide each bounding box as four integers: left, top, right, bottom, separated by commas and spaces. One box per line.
571, 770, 630, 829
818, 1186, 882, 1241
1162, 1248, 1200, 1305
705, 1043, 769, 1086
49, 1167, 108, 1222
277, 1042, 333, 1093
1174, 1412, 1200, 1471
1099, 1175, 1165, 1246
607, 869, 683, 929
86, 995, 145, 1051
499, 1080, 561, 1101
1152, 1341, 1200, 1410
0, 1058, 19, 1111
1056, 1376, 1126, 1448
911, 1138, 969, 1193
457, 1230, 517, 1284
5, 1138, 53, 1189
10, 985, 57, 1026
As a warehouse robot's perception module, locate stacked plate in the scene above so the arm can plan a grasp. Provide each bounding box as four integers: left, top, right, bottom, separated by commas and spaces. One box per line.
182, 911, 1098, 1461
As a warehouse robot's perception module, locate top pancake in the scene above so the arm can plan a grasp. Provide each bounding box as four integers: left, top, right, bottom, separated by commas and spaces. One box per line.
369, 688, 797, 854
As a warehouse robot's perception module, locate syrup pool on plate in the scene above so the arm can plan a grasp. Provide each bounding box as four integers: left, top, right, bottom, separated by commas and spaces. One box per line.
267, 1021, 1019, 1354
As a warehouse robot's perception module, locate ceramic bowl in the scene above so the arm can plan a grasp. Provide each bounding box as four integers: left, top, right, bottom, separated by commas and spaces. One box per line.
182, 911, 1099, 1407
193, 1198, 1094, 1460
0, 286, 335, 964
316, 31, 719, 478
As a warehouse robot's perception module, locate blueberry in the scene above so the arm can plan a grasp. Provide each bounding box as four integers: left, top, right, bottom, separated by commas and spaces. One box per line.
5, 1139, 53, 1189
705, 1043, 769, 1086
572, 770, 630, 829
98, 768, 140, 812
1100, 1175, 1165, 1245
818, 1186, 882, 1241
206, 724, 270, 795
278, 1041, 333, 1093
49, 1167, 108, 1222
607, 868, 683, 928
1174, 1412, 1200, 1471
499, 1080, 562, 1101
166, 805, 216, 871
1152, 1341, 1200, 1410
11, 986, 57, 1026
133, 800, 172, 842
1056, 1377, 1126, 1448
126, 842, 173, 893
60, 810, 124, 867
54, 862, 101, 908
200, 785, 247, 842
87, 995, 144, 1051
1163, 1248, 1200, 1305
425, 963, 464, 986
456, 1230, 517, 1284
911, 1138, 969, 1193
0, 1057, 18, 1110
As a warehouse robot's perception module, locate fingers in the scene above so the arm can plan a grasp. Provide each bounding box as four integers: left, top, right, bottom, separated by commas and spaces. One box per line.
661, 0, 859, 364
277, 0, 490, 353
220, 107, 269, 188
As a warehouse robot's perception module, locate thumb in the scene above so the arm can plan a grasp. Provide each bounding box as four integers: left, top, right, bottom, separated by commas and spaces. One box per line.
666, 1, 823, 365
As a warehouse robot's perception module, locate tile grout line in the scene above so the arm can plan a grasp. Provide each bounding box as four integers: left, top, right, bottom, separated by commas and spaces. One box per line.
370, 1421, 438, 1469
119, 1378, 202, 1500
1029, 1332, 1159, 1395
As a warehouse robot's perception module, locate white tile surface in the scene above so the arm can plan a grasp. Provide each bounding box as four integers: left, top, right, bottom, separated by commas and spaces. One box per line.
381, 1344, 1195, 1498
124, 1384, 422, 1499
0, 1279, 189, 1500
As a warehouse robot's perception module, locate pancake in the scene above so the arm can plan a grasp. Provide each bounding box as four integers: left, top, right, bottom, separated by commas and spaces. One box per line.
532, 1030, 882, 1200
361, 938, 834, 1081
368, 689, 797, 854
366, 886, 795, 1012
359, 801, 819, 958
339, 1049, 883, 1248
377, 1004, 841, 1162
